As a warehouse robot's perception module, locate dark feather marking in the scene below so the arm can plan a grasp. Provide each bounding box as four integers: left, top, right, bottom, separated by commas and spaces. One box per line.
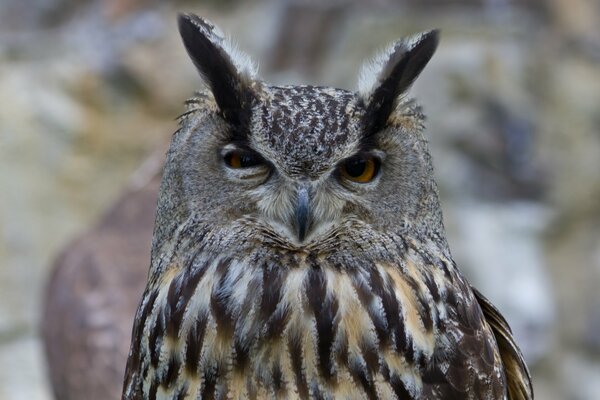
440, 259, 453, 280
148, 380, 158, 400
260, 264, 289, 340
149, 308, 166, 368
380, 277, 403, 353
141, 362, 149, 383
422, 362, 447, 385
177, 14, 254, 142
306, 266, 338, 381
380, 362, 391, 382
404, 275, 433, 332
403, 335, 415, 364
445, 288, 458, 308
420, 280, 514, 399
167, 258, 209, 340
423, 363, 468, 399
176, 108, 201, 121
335, 332, 349, 368
174, 383, 189, 400
264, 303, 290, 342
382, 268, 409, 358
272, 362, 284, 394
234, 274, 263, 371
362, 30, 439, 138
184, 98, 203, 105
128, 289, 158, 371
457, 295, 482, 333
473, 287, 534, 399
211, 259, 235, 337
346, 271, 381, 370
288, 332, 309, 399
393, 315, 408, 358
389, 373, 411, 399
482, 334, 496, 367
350, 271, 376, 328
360, 338, 380, 374
233, 336, 250, 373
185, 311, 208, 375
201, 364, 220, 400
366, 268, 396, 348
311, 380, 327, 400
139, 290, 159, 333
166, 272, 185, 338
160, 355, 180, 389
347, 356, 377, 400
423, 273, 441, 303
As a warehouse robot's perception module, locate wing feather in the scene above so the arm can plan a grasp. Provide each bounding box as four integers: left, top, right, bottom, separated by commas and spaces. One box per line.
472, 287, 534, 400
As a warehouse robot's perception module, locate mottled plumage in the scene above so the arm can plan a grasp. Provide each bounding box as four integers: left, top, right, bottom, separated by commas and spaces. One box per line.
122, 14, 533, 400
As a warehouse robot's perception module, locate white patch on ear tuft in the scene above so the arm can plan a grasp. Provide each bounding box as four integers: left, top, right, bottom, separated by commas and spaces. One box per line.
357, 32, 431, 101
185, 15, 258, 82
358, 42, 397, 99
220, 38, 259, 82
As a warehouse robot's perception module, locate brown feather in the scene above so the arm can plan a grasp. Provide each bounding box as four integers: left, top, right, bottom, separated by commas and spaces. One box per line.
472, 287, 534, 400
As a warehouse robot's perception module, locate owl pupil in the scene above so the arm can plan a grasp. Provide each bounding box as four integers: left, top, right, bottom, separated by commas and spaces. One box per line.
224, 151, 263, 169
345, 158, 367, 177
240, 154, 257, 167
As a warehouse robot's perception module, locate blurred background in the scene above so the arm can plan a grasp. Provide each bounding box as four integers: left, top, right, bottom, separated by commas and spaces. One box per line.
1, 0, 600, 399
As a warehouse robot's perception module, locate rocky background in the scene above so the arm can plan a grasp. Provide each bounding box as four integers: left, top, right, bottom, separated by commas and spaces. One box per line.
1, 0, 600, 399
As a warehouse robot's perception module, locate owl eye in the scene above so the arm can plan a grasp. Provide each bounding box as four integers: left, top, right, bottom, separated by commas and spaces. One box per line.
339, 155, 380, 183
224, 150, 263, 169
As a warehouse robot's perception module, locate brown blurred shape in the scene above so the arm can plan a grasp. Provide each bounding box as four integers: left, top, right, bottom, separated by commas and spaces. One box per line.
41, 151, 164, 400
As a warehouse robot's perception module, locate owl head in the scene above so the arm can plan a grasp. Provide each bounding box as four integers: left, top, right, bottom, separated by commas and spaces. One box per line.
152, 14, 442, 261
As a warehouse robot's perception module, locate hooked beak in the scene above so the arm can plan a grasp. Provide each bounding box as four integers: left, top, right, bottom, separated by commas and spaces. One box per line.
295, 185, 311, 242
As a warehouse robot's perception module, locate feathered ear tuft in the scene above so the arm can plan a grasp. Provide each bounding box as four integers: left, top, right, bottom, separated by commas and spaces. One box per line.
359, 30, 439, 135
178, 14, 258, 127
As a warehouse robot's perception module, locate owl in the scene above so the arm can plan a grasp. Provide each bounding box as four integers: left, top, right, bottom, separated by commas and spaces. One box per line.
122, 14, 533, 400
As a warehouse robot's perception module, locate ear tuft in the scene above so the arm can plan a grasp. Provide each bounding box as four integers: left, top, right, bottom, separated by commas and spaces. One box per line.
359, 30, 439, 134
178, 14, 258, 126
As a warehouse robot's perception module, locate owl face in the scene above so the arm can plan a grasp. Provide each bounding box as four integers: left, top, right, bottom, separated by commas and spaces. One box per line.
242, 85, 377, 244
172, 15, 439, 249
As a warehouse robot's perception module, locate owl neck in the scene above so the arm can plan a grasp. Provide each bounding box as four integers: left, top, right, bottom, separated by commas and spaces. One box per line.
134, 233, 458, 399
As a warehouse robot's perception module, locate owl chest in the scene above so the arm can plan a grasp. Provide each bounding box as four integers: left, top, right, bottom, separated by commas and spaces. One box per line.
141, 257, 441, 399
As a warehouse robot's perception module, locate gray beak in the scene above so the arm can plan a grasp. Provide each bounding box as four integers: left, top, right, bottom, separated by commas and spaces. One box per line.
295, 185, 311, 242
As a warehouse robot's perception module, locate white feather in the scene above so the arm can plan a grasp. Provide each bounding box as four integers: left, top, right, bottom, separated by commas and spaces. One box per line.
187, 15, 259, 81
357, 32, 430, 100
221, 37, 259, 81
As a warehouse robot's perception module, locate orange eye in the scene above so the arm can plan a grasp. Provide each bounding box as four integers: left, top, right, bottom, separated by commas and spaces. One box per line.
340, 156, 379, 183
224, 151, 263, 169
